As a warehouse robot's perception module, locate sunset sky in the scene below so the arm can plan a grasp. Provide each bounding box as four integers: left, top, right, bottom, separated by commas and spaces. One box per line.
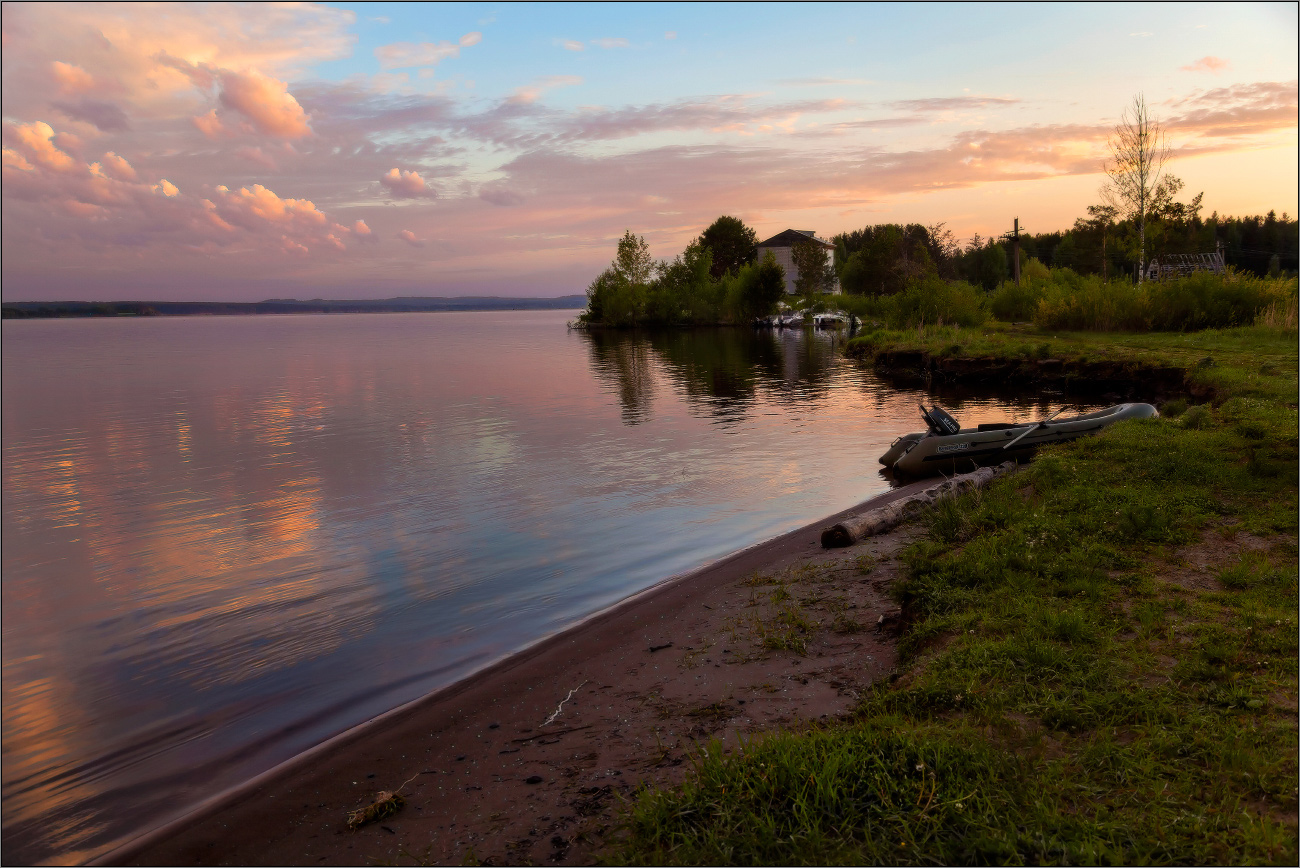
2, 1, 1296, 301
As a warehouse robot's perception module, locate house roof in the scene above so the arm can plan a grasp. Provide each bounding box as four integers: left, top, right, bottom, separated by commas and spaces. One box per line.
757, 229, 834, 249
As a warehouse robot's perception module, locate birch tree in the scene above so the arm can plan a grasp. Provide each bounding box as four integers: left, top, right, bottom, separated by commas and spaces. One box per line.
1101, 94, 1170, 282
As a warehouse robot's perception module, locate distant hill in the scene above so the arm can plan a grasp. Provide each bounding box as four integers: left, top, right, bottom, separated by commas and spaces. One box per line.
1, 296, 588, 318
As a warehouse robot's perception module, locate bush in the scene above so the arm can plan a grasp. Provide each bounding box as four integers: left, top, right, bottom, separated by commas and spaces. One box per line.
1028, 266, 1297, 333
839, 277, 987, 329
990, 258, 1050, 322
1033, 273, 1147, 331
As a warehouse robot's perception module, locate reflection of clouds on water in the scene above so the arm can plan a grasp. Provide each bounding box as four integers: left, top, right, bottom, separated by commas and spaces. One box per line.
466, 416, 519, 476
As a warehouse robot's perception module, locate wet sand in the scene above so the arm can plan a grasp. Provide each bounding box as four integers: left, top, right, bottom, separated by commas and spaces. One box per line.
111, 479, 932, 867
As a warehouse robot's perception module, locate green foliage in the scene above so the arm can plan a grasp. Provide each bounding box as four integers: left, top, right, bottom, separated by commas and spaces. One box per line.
1028, 270, 1298, 332
838, 277, 987, 329
791, 240, 834, 297
653, 240, 724, 324
584, 230, 728, 327
615, 229, 655, 285
989, 258, 1050, 321
739, 251, 787, 320
699, 216, 759, 280
969, 239, 1008, 292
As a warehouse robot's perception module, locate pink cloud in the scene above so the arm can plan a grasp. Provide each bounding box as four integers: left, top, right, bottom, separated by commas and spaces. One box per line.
889, 96, 1020, 111
160, 55, 312, 139
52, 131, 86, 157
4, 121, 78, 172
281, 236, 309, 255
216, 69, 312, 138
480, 187, 526, 206
352, 219, 379, 242
2, 149, 35, 172
1167, 80, 1298, 140
235, 146, 278, 170
51, 61, 95, 93
380, 168, 436, 198
99, 152, 137, 181
507, 75, 583, 106
397, 229, 426, 247
375, 32, 481, 70
212, 183, 326, 227
193, 109, 227, 139
1182, 56, 1230, 74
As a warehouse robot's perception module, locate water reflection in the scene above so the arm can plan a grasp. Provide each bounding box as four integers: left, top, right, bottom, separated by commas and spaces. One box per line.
583, 327, 853, 423
583, 330, 658, 424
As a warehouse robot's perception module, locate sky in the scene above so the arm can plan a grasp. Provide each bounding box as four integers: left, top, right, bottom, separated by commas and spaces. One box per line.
2, 1, 1296, 302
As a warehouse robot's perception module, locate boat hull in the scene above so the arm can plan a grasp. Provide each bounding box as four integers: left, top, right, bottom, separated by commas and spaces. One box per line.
887, 403, 1158, 478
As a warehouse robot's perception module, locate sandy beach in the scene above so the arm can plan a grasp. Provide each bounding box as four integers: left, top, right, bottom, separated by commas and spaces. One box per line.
112, 479, 934, 867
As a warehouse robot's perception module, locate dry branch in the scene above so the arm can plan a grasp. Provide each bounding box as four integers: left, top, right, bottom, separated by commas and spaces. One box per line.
821, 461, 1015, 547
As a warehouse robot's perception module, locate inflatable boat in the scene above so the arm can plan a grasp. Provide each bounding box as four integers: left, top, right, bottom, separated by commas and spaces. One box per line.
880, 402, 1159, 478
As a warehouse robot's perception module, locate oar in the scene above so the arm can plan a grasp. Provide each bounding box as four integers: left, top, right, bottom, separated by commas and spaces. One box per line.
1004, 406, 1068, 450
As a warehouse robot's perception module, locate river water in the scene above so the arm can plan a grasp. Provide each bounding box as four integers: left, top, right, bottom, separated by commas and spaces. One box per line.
2, 310, 1083, 864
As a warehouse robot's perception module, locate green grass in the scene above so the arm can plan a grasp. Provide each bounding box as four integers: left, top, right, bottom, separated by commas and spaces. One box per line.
612, 324, 1298, 866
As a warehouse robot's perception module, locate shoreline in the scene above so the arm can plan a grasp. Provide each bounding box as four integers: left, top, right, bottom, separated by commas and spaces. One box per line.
110, 476, 932, 867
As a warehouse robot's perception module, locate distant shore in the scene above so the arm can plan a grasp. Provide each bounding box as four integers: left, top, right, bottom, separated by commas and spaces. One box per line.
1, 296, 587, 319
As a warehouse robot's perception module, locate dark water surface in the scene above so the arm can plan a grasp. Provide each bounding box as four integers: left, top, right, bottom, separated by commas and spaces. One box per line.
3, 311, 1085, 864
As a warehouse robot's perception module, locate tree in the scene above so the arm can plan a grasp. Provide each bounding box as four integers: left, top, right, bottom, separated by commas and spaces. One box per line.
739, 251, 786, 319
1081, 203, 1119, 279
614, 230, 655, 286
791, 240, 834, 298
1101, 94, 1170, 283
968, 239, 1007, 291
653, 240, 718, 323
698, 216, 758, 280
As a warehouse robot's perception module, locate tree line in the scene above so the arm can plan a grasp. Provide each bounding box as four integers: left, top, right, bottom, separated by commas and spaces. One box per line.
831, 205, 1297, 297
581, 205, 1296, 330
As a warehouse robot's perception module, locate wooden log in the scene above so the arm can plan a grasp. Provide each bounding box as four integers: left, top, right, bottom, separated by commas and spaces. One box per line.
821, 461, 1016, 548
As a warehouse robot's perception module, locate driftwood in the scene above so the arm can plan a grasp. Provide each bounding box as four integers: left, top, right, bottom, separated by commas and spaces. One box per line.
821, 461, 1016, 548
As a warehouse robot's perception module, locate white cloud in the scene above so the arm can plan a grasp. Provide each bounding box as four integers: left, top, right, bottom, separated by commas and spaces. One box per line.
591, 37, 630, 49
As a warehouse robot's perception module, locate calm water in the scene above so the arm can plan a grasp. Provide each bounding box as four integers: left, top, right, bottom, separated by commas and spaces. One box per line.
3, 311, 1087, 864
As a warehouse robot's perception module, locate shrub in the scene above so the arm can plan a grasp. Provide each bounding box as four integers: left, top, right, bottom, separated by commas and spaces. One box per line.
1181, 404, 1213, 430
989, 258, 1051, 322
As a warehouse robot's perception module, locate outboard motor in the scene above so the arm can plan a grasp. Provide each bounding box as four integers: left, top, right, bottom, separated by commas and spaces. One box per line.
919, 404, 961, 436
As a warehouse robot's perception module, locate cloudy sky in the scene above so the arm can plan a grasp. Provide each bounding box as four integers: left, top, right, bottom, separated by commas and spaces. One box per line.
2, 2, 1296, 301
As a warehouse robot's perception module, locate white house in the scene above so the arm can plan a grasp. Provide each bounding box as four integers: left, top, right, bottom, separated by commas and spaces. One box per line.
755, 229, 840, 295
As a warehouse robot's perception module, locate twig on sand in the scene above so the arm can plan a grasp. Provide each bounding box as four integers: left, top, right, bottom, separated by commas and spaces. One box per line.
541, 680, 588, 727
346, 772, 420, 830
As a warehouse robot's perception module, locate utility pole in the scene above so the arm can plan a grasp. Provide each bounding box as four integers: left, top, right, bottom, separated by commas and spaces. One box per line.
1001, 218, 1024, 286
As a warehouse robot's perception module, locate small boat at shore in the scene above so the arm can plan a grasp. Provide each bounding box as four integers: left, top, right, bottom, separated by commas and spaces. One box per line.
880, 402, 1158, 477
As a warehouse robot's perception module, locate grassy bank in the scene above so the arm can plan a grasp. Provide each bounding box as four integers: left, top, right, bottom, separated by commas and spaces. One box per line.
613, 324, 1298, 865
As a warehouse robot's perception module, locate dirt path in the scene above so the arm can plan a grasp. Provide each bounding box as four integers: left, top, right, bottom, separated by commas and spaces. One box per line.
115, 482, 930, 867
